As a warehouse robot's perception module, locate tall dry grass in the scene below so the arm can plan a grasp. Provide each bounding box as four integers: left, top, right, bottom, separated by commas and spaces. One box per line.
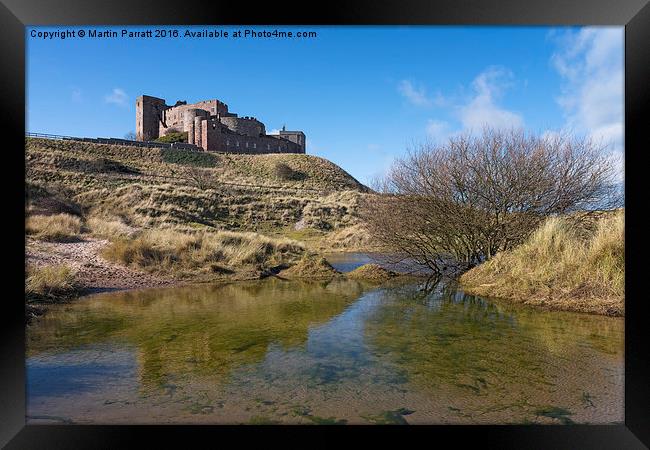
26, 213, 82, 242
460, 211, 624, 315
26, 264, 78, 297
86, 214, 135, 238
102, 228, 305, 276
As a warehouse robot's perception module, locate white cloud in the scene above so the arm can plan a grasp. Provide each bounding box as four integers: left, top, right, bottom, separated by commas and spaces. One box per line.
416, 66, 523, 139
457, 66, 524, 131
267, 128, 280, 135
397, 79, 445, 107
104, 88, 128, 107
425, 119, 452, 142
550, 27, 623, 154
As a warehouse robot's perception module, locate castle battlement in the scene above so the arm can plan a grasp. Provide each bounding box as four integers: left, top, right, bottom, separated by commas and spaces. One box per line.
135, 95, 306, 154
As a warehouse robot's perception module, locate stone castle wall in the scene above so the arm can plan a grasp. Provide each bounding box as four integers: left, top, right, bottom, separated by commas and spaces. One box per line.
205, 124, 303, 154
159, 99, 230, 136
219, 116, 266, 137
136, 95, 306, 154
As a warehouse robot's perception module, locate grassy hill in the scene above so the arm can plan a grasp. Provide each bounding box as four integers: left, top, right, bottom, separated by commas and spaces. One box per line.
24, 138, 378, 307
25, 138, 372, 249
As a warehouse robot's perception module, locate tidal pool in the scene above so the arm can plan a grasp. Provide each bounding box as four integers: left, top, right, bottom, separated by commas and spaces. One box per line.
26, 264, 623, 424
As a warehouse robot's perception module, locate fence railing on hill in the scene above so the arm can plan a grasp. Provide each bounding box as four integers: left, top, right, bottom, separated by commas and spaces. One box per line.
26, 132, 201, 151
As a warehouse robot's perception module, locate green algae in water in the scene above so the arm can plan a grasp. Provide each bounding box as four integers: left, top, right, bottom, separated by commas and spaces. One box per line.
248, 415, 283, 425
535, 406, 575, 424
290, 407, 309, 419
362, 409, 412, 425
306, 415, 348, 425
581, 392, 596, 408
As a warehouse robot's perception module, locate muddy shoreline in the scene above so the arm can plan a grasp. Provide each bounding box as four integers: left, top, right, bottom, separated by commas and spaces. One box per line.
26, 237, 181, 322
26, 237, 621, 321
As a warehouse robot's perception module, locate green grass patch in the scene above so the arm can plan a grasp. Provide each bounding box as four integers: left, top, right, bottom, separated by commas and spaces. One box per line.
154, 132, 188, 144
161, 148, 218, 167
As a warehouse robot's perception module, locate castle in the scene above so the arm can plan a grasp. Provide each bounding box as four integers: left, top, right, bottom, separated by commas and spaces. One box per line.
136, 95, 306, 154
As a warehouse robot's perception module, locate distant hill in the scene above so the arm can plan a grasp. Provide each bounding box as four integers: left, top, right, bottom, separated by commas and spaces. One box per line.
25, 138, 373, 250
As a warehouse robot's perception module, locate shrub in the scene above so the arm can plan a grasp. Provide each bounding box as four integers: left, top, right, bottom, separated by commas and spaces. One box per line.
364, 128, 620, 273
180, 165, 217, 190
26, 214, 82, 242
155, 132, 188, 144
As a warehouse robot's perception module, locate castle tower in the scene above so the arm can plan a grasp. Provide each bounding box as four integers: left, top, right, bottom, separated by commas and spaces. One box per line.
183, 108, 207, 145
136, 95, 167, 141
279, 128, 306, 153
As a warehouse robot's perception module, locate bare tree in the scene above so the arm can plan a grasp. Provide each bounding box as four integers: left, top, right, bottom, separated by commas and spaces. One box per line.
124, 131, 136, 140
180, 165, 216, 190
361, 128, 620, 274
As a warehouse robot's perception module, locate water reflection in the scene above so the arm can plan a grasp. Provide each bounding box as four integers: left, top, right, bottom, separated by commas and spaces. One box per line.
26, 277, 623, 424
28, 279, 365, 390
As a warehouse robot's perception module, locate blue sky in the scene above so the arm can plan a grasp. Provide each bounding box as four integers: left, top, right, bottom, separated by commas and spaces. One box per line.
26, 26, 623, 184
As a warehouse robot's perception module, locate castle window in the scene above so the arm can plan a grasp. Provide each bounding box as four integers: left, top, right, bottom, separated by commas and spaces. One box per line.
253, 143, 257, 149
246, 142, 249, 148
267, 144, 271, 150
226, 140, 230, 146
236, 141, 240, 147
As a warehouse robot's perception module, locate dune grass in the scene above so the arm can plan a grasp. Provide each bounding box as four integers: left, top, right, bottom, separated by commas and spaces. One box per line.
101, 228, 305, 277
86, 214, 135, 238
25, 213, 82, 242
278, 255, 340, 280
460, 211, 624, 316
25, 138, 374, 254
26, 264, 78, 300
347, 263, 398, 282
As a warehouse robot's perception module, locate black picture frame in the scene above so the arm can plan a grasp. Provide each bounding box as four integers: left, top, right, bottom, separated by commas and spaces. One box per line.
2, 0, 649, 447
